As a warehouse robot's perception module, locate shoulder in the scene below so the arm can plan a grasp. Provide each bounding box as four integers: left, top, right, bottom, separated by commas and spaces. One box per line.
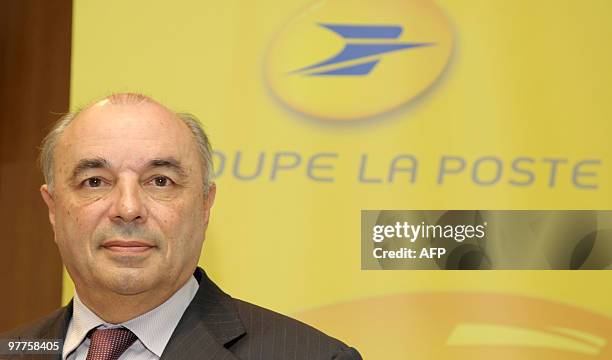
230, 299, 362, 360
0, 306, 71, 340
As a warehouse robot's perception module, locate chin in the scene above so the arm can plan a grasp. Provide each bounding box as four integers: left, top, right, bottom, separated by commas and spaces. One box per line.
101, 268, 155, 295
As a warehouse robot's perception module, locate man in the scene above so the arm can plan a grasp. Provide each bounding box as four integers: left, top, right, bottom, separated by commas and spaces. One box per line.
1, 93, 362, 360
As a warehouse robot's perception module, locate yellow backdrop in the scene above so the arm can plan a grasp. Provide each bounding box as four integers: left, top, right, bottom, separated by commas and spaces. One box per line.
65, 0, 612, 358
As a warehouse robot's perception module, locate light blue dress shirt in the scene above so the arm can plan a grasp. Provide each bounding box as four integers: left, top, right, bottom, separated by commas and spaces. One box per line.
62, 276, 199, 360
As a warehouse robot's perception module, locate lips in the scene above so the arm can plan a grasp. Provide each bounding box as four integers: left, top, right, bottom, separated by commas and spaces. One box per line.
101, 240, 155, 253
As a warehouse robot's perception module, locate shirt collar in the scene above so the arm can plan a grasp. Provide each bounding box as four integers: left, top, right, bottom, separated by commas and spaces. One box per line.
122, 276, 199, 356
63, 276, 199, 359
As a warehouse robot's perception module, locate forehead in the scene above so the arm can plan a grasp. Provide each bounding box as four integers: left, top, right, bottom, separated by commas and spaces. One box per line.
56, 101, 199, 171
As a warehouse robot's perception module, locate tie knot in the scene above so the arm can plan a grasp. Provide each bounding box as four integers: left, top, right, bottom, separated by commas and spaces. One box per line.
86, 327, 138, 360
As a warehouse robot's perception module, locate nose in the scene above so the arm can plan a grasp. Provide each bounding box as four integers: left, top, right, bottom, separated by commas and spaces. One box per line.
108, 177, 147, 224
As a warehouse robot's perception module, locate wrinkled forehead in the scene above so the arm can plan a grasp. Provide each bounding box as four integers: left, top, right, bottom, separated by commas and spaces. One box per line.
56, 101, 200, 174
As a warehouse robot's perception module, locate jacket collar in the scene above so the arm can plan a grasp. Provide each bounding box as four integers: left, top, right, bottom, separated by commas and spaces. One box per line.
38, 301, 72, 341
188, 267, 246, 345
160, 267, 246, 359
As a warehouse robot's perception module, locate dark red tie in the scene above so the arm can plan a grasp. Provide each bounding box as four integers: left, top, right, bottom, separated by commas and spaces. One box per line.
85, 327, 138, 360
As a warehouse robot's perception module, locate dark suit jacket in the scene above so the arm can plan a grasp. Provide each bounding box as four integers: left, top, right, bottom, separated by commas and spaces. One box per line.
0, 268, 362, 360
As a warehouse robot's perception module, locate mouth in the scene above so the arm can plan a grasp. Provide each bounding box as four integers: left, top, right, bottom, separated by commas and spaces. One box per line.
101, 240, 156, 253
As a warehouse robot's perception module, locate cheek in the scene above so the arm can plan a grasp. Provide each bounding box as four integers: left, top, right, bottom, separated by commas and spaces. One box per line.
54, 199, 106, 247
155, 199, 205, 249
155, 204, 189, 239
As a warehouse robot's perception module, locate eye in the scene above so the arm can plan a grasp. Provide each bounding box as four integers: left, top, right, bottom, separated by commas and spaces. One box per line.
84, 177, 103, 188
151, 176, 173, 187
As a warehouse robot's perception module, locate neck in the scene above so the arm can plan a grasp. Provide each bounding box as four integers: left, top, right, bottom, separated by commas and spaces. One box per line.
75, 276, 191, 324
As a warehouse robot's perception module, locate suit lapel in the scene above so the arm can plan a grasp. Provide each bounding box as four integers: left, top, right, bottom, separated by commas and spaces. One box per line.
160, 268, 245, 360
35, 302, 72, 360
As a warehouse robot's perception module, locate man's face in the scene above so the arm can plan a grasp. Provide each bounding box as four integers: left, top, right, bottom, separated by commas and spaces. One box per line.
41, 100, 215, 297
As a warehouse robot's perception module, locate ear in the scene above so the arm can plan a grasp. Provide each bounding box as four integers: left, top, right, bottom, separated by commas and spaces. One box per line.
203, 182, 216, 227
40, 184, 56, 231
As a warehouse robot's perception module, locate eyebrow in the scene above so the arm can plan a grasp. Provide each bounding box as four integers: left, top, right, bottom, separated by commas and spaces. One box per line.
71, 157, 112, 181
146, 158, 188, 179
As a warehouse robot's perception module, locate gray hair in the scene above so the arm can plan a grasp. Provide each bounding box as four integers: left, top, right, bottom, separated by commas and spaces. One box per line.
40, 93, 214, 195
